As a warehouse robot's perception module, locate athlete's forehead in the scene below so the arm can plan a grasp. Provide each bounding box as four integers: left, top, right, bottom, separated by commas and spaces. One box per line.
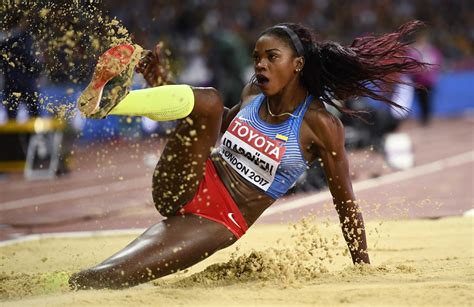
253, 34, 292, 54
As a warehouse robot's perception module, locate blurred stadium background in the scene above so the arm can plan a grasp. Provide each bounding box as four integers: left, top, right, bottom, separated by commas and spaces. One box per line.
1, 1, 472, 138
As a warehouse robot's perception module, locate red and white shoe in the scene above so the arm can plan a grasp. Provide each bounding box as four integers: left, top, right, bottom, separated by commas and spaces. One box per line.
77, 44, 142, 118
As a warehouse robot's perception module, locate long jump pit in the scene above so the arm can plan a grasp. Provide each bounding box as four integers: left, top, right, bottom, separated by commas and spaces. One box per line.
0, 215, 472, 306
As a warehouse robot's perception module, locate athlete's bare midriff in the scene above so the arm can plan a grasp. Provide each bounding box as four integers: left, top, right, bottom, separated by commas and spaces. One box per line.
210, 151, 275, 226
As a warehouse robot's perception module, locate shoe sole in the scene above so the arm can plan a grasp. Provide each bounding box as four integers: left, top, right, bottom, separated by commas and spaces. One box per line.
77, 44, 142, 118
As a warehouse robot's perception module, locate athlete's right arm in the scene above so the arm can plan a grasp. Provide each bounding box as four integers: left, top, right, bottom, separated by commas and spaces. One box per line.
221, 83, 260, 133
136, 43, 174, 87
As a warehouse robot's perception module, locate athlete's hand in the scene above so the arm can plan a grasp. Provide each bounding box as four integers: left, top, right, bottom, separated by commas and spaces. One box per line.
136, 42, 173, 87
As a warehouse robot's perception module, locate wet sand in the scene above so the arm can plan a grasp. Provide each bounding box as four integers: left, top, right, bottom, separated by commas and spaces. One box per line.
1, 216, 472, 306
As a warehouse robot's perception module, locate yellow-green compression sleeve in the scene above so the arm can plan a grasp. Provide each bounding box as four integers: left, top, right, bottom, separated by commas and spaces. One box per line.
109, 84, 194, 121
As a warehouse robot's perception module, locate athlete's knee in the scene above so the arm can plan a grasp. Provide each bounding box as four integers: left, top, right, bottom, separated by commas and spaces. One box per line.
152, 197, 178, 217
152, 188, 173, 216
152, 187, 193, 217
191, 87, 224, 119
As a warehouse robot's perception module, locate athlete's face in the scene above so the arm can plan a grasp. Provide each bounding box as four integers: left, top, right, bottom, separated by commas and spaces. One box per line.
253, 34, 302, 96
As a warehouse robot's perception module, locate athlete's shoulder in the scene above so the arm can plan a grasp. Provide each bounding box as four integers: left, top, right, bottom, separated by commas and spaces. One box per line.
221, 83, 261, 134
305, 99, 343, 127
304, 99, 344, 142
241, 82, 261, 107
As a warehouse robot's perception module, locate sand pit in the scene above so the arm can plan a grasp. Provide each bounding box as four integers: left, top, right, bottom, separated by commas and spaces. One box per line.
1, 216, 472, 306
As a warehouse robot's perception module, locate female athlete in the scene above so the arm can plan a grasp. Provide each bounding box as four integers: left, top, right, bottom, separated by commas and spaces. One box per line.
70, 21, 426, 289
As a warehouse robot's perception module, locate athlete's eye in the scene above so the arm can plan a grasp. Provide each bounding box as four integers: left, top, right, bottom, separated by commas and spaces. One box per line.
268, 54, 278, 61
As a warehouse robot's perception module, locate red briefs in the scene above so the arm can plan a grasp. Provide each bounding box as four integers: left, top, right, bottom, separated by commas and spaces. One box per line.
177, 159, 249, 238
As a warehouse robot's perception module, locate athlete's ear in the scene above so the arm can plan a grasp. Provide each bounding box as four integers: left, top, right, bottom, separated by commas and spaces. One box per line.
294, 56, 305, 72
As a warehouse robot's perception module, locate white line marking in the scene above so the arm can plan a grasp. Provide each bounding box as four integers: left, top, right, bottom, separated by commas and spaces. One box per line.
0, 229, 145, 247
463, 208, 474, 217
0, 177, 149, 212
262, 151, 474, 217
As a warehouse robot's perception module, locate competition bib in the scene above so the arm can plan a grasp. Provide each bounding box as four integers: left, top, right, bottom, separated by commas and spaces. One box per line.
219, 118, 286, 191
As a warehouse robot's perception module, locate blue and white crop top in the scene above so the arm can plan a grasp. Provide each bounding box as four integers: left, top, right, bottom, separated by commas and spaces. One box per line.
217, 94, 311, 199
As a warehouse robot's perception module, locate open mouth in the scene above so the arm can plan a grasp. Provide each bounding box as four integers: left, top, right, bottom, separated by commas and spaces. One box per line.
255, 74, 269, 86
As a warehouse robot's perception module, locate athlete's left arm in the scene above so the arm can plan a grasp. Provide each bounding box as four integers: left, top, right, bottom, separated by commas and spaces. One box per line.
311, 111, 370, 265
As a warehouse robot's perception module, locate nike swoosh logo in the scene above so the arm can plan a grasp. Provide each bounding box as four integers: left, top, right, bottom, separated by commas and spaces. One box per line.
227, 213, 242, 229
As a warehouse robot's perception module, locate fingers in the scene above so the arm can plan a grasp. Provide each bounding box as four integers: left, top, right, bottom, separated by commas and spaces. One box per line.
135, 50, 153, 73
141, 60, 160, 87
142, 64, 154, 80
154, 42, 163, 58
135, 42, 169, 86
151, 43, 163, 68
136, 41, 166, 72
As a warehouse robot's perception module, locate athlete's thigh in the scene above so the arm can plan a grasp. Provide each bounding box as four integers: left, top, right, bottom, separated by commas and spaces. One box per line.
152, 88, 224, 214
70, 215, 236, 289
100, 215, 236, 276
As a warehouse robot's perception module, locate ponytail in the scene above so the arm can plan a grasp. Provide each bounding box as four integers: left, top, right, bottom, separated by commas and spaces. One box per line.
263, 21, 428, 115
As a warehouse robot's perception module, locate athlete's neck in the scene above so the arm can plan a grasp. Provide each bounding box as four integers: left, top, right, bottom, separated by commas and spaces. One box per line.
267, 85, 307, 114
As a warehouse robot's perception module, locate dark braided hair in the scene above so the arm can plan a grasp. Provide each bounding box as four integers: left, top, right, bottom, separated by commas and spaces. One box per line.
258, 20, 428, 115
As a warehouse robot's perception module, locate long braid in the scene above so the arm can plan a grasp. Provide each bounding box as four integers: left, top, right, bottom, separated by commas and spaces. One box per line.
261, 20, 428, 115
